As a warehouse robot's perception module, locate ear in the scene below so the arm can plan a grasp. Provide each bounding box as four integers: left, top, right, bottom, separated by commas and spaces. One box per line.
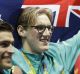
17, 25, 26, 37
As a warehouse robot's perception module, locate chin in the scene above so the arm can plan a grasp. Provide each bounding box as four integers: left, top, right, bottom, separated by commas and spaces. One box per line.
2, 62, 13, 69
40, 45, 48, 52
4, 65, 12, 69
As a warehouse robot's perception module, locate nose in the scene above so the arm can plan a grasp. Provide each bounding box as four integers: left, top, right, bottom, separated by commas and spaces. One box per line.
6, 45, 14, 54
43, 28, 51, 36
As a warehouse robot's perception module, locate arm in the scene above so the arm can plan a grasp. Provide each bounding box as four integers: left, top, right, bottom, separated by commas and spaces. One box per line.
48, 31, 80, 72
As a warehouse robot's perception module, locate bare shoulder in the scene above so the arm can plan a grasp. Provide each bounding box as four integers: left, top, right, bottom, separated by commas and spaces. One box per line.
12, 66, 23, 74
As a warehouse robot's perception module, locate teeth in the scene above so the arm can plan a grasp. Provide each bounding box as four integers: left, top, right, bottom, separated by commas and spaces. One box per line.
41, 40, 47, 41
41, 39, 49, 41
2, 56, 11, 59
42, 40, 48, 42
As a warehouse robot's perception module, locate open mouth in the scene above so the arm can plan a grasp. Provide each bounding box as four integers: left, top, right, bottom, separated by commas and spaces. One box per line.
5, 58, 12, 63
40, 38, 50, 42
1, 55, 12, 59
2, 57, 12, 64
40, 39, 49, 45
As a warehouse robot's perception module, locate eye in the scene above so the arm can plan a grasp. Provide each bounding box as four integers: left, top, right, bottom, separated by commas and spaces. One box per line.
35, 25, 45, 30
0, 41, 14, 48
47, 26, 51, 30
0, 42, 10, 47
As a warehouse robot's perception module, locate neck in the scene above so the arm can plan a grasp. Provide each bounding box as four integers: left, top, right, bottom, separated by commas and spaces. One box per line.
22, 40, 32, 52
22, 40, 41, 54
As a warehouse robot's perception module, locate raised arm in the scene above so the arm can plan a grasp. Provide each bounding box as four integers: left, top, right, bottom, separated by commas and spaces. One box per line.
48, 31, 80, 73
